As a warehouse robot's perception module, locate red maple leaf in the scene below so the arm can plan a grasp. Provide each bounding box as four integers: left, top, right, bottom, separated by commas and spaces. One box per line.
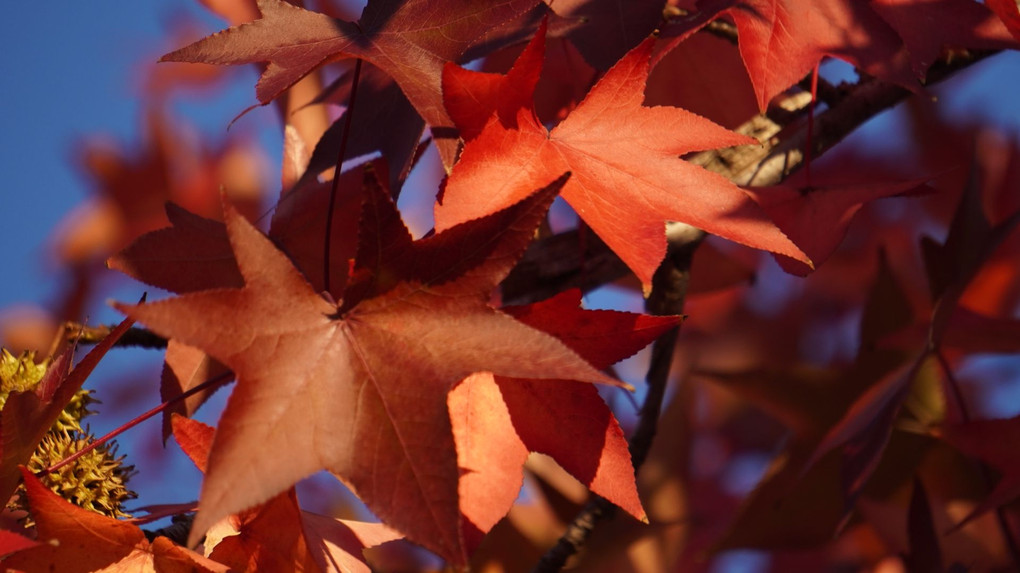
745, 172, 933, 275
2, 468, 227, 573
442, 19, 547, 142
114, 175, 626, 565
110, 163, 371, 443
453, 289, 680, 549
436, 32, 808, 286
160, 0, 539, 170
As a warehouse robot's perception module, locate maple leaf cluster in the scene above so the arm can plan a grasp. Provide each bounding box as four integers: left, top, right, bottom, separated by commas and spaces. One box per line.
3, 0, 1020, 571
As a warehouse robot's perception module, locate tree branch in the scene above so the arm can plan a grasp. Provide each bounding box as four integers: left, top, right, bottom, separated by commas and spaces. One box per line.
64, 322, 167, 349
504, 51, 998, 305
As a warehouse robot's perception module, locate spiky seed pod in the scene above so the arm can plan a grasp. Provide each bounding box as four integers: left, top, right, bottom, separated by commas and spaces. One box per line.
0, 349, 49, 409
0, 349, 96, 429
0, 347, 135, 521
55, 388, 97, 433
22, 429, 137, 519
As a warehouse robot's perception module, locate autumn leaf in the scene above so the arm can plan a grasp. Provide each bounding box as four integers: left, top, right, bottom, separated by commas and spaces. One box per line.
296, 63, 425, 192
546, 0, 666, 71
987, 0, 1020, 41
660, 0, 914, 110
56, 111, 262, 265
157, 341, 232, 443
699, 252, 920, 548
453, 289, 680, 549
870, 0, 1019, 76
110, 162, 377, 444
436, 33, 809, 287
745, 173, 933, 275
107, 204, 242, 444
939, 415, 1020, 530
921, 161, 1020, 354
797, 252, 920, 511
662, 0, 1017, 110
442, 18, 547, 142
115, 174, 622, 565
107, 203, 243, 295
172, 416, 401, 573
161, 0, 539, 169
0, 530, 38, 558
2, 468, 227, 573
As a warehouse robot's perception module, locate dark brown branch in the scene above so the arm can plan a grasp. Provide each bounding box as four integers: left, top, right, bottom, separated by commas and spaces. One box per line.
663, 6, 739, 45
502, 230, 629, 305
65, 323, 167, 349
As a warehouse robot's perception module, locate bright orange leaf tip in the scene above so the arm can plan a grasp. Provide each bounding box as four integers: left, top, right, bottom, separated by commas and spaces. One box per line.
3, 467, 227, 572
113, 174, 626, 566
436, 30, 810, 287
441, 17, 547, 142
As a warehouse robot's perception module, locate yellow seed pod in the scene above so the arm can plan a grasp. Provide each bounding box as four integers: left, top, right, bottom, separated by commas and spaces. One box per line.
0, 349, 49, 409
12, 429, 137, 521
0, 347, 135, 521
28, 430, 137, 518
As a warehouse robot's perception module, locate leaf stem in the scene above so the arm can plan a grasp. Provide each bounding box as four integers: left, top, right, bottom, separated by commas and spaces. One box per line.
35, 372, 234, 477
323, 58, 363, 296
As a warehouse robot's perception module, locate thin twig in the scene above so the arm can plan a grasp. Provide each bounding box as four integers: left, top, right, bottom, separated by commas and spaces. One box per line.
64, 323, 167, 349
36, 372, 233, 477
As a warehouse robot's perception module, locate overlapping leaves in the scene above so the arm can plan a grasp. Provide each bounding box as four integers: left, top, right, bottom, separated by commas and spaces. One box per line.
111, 171, 679, 565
